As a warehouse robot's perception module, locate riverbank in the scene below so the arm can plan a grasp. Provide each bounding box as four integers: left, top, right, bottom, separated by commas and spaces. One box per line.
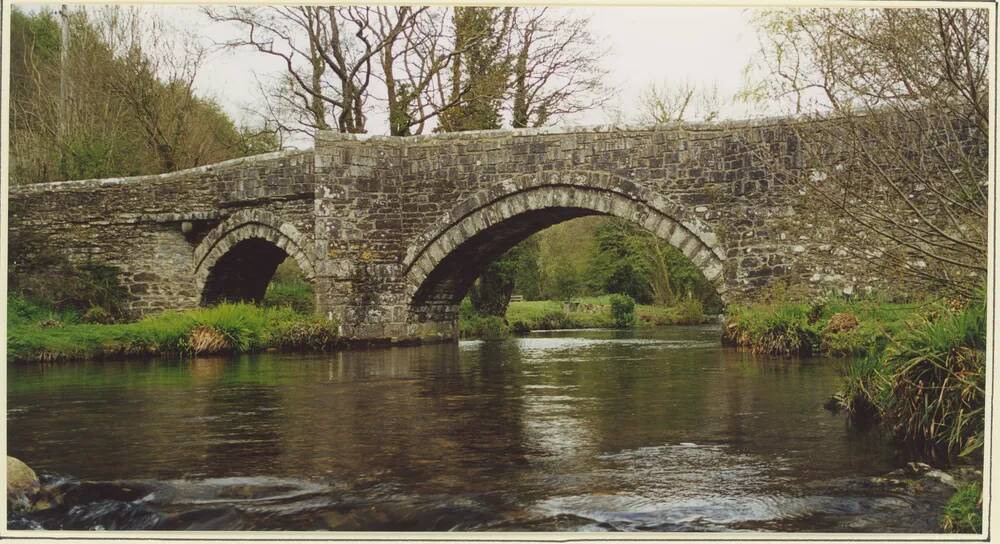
723, 293, 986, 532
7, 298, 340, 364
460, 296, 714, 339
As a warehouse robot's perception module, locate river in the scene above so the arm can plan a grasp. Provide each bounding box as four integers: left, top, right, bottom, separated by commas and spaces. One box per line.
7, 325, 955, 532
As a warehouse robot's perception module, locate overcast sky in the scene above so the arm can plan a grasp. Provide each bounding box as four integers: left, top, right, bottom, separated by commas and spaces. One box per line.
20, 4, 772, 146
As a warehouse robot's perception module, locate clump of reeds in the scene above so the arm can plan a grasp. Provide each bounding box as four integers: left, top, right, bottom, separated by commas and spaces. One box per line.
838, 294, 986, 461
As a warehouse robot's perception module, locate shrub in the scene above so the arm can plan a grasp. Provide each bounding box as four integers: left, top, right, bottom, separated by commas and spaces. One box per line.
510, 320, 532, 335
477, 316, 511, 341
836, 294, 986, 461
723, 303, 818, 355
537, 310, 572, 330
674, 296, 706, 324
270, 319, 341, 351
9, 232, 129, 319
189, 325, 231, 354
941, 483, 982, 533
609, 294, 636, 329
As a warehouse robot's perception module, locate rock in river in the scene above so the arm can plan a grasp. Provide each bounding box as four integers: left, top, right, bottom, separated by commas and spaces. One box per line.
7, 456, 41, 513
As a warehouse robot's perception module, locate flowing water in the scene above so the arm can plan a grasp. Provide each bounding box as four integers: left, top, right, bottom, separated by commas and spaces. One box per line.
7, 326, 953, 532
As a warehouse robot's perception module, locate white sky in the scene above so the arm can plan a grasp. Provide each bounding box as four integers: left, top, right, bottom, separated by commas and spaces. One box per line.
18, 4, 772, 146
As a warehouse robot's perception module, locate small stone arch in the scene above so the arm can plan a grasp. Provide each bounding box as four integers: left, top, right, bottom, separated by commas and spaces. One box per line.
194, 209, 316, 304
402, 170, 729, 321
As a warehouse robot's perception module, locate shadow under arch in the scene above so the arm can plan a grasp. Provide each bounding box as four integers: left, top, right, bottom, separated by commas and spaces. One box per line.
401, 171, 729, 325
193, 210, 316, 305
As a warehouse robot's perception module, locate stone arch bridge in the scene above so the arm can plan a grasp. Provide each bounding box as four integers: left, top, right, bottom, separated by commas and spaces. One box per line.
9, 120, 880, 342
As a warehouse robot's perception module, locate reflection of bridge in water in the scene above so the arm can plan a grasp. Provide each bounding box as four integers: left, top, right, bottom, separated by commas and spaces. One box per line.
10, 119, 943, 342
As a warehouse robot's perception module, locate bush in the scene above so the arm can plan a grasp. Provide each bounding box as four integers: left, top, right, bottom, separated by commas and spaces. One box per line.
510, 320, 532, 335
674, 297, 705, 324
536, 310, 572, 330
941, 483, 982, 533
477, 316, 511, 341
722, 303, 818, 355
609, 294, 636, 329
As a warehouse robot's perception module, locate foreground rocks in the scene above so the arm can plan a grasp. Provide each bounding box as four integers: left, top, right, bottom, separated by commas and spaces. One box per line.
7, 457, 40, 513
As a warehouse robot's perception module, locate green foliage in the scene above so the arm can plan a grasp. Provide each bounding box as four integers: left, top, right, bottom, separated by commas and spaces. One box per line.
470, 237, 539, 316
673, 297, 706, 324
590, 220, 653, 302
9, 7, 278, 185
7, 302, 340, 363
723, 302, 820, 355
881, 297, 986, 460
834, 294, 986, 462
458, 300, 512, 340
263, 278, 315, 315
609, 294, 637, 329
941, 483, 982, 533
723, 296, 918, 357
437, 7, 512, 132
586, 218, 722, 309
727, 293, 986, 462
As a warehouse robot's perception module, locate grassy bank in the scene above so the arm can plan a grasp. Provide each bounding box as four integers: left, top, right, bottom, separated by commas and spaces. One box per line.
7, 297, 339, 363
838, 295, 986, 463
725, 294, 986, 529
722, 298, 924, 357
724, 294, 985, 461
460, 295, 714, 339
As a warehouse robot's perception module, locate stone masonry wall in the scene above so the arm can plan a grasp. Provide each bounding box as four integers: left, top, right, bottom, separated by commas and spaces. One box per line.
9, 150, 315, 317
11, 115, 979, 342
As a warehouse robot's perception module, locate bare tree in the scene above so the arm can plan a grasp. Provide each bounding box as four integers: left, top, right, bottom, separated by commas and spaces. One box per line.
638, 80, 722, 124
508, 8, 610, 128
96, 6, 207, 171
373, 7, 486, 136
744, 8, 988, 299
206, 6, 422, 134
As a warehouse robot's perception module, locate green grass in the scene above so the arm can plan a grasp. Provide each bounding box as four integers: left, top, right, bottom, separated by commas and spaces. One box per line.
941, 483, 982, 533
7, 298, 340, 363
722, 297, 921, 356
263, 278, 315, 315
874, 297, 986, 461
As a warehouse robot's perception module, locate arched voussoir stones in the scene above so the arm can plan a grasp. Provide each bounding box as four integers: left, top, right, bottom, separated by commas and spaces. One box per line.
193, 209, 317, 292
402, 173, 730, 310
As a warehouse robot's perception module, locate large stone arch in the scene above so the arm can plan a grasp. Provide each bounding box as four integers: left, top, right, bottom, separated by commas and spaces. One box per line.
401, 170, 729, 325
194, 209, 316, 304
